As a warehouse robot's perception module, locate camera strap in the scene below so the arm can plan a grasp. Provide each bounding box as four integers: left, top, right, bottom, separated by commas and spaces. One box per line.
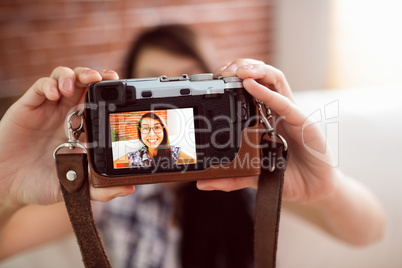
254, 133, 288, 267
56, 153, 112, 267
54, 103, 288, 268
254, 100, 288, 267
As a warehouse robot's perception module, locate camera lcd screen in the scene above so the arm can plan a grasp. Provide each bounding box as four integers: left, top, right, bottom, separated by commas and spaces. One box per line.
109, 108, 197, 170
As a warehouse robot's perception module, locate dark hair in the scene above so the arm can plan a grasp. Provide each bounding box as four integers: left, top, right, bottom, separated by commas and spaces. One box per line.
123, 24, 211, 78
126, 24, 253, 268
138, 112, 172, 164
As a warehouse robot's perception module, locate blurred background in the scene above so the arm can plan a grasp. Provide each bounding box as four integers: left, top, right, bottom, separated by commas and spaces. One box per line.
0, 0, 275, 116
1, 0, 402, 267
1, 0, 402, 107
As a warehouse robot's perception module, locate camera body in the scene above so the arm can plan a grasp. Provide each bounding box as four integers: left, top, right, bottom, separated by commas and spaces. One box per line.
85, 74, 262, 186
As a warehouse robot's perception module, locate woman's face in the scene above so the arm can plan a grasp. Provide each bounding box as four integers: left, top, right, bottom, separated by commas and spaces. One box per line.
133, 46, 205, 78
140, 117, 164, 149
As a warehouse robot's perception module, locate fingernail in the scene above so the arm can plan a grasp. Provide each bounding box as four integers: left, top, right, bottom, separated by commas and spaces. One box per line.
102, 69, 115, 74
62, 79, 73, 92
50, 86, 59, 97
85, 69, 98, 75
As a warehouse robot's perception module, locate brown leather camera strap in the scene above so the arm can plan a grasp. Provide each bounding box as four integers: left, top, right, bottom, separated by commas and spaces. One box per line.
55, 138, 287, 268
254, 135, 288, 267
56, 153, 112, 268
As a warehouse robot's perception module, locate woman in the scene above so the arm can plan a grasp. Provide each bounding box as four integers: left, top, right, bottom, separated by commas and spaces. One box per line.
97, 25, 256, 268
128, 112, 181, 168
0, 25, 384, 268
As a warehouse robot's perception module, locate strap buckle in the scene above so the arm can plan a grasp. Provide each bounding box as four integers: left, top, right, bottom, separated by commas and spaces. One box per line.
53, 107, 87, 159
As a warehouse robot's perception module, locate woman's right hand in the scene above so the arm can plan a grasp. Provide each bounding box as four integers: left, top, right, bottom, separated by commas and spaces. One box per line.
0, 67, 135, 209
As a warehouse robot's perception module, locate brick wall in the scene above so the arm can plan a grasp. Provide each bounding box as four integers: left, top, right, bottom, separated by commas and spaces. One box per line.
0, 0, 275, 100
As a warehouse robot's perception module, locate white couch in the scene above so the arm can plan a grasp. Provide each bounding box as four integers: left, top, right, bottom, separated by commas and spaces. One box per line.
278, 85, 402, 267
1, 86, 401, 268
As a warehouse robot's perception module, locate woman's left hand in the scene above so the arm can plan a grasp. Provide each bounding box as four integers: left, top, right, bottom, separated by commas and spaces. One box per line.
197, 59, 338, 204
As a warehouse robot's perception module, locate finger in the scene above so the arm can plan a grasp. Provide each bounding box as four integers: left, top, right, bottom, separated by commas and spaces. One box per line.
214, 59, 264, 77
20, 77, 60, 108
89, 185, 135, 202
98, 69, 119, 81
243, 78, 306, 126
72, 69, 118, 100
214, 64, 229, 76
54, 67, 103, 106
49, 66, 80, 98
73, 67, 103, 90
72, 69, 118, 107
197, 176, 258, 192
237, 64, 295, 101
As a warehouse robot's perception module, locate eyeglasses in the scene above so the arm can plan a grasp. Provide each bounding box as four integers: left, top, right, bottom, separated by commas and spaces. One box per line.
140, 125, 164, 134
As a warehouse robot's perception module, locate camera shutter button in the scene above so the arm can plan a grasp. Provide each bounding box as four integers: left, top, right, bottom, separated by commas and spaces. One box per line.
223, 76, 242, 82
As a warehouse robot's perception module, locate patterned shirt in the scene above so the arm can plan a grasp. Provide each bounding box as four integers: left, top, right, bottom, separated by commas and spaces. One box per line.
128, 145, 181, 168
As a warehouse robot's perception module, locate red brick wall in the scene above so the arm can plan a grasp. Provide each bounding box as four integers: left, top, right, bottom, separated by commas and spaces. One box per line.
0, 0, 275, 99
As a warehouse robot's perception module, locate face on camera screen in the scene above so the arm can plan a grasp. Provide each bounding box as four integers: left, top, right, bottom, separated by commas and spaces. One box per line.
109, 108, 197, 169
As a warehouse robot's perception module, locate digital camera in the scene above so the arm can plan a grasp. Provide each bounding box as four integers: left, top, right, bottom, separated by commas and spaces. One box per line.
85, 74, 263, 186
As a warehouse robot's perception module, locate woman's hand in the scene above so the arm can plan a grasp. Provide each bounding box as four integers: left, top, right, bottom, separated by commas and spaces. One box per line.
197, 59, 385, 245
197, 59, 338, 203
0, 67, 134, 209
